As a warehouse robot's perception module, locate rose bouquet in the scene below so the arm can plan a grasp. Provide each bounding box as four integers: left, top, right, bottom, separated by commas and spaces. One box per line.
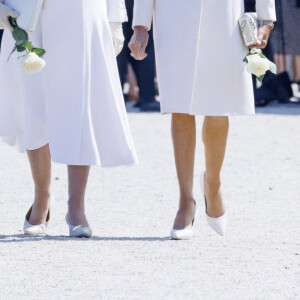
8, 17, 46, 74
243, 48, 276, 82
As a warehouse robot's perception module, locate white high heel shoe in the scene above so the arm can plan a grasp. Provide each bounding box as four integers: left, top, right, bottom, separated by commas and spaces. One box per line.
170, 202, 199, 240
65, 214, 92, 238
200, 171, 227, 236
23, 198, 52, 236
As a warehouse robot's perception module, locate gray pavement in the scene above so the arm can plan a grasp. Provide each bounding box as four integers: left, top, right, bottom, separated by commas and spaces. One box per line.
0, 105, 300, 299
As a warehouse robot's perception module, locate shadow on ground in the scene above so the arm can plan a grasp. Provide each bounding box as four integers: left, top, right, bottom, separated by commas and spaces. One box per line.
0, 234, 170, 243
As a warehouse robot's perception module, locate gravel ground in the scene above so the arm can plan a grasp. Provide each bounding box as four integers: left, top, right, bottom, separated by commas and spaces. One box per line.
0, 104, 299, 300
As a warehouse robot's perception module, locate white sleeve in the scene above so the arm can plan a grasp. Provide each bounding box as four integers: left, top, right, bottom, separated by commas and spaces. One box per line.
132, 0, 154, 30
256, 0, 277, 21
107, 0, 128, 23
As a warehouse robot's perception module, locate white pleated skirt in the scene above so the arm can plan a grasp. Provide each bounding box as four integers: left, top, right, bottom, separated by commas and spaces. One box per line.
0, 0, 138, 167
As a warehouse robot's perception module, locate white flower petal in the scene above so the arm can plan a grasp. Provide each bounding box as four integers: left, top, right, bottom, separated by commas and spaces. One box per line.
246, 55, 269, 77
22, 53, 46, 75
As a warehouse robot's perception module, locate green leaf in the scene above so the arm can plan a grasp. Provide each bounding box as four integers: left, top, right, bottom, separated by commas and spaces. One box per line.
14, 40, 27, 52
32, 48, 46, 57
7, 44, 17, 62
8, 17, 18, 30
269, 61, 277, 74
258, 75, 265, 82
243, 57, 248, 63
8, 25, 47, 62
259, 53, 266, 59
22, 41, 34, 51
15, 40, 24, 46
12, 28, 28, 43
16, 45, 26, 52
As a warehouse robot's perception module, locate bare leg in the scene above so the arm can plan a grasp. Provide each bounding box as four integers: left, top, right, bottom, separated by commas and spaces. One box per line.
202, 116, 229, 217
293, 55, 300, 82
26, 144, 51, 225
128, 64, 139, 101
274, 54, 288, 74
68, 165, 90, 227
171, 113, 196, 230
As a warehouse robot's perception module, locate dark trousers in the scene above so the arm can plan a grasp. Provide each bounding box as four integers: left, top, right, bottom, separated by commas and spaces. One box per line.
0, 30, 3, 49
244, 0, 256, 12
117, 0, 156, 103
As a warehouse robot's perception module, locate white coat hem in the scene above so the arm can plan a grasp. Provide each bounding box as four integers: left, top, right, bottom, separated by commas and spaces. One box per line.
160, 111, 255, 116
51, 157, 139, 168
1, 136, 139, 167
1, 135, 49, 153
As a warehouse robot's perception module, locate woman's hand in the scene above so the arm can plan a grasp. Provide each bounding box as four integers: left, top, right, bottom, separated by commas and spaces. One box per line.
250, 25, 272, 49
128, 26, 149, 60
0, 3, 19, 32
110, 22, 125, 57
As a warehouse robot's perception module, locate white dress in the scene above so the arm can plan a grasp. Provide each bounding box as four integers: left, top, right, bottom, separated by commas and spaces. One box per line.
133, 0, 276, 116
0, 0, 139, 167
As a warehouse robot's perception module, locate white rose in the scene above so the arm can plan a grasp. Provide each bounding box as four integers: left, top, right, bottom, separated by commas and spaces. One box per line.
246, 54, 270, 77
22, 52, 46, 75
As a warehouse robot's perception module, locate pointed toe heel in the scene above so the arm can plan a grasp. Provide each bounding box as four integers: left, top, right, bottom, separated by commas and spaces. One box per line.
170, 202, 199, 240
206, 212, 228, 236
200, 171, 228, 236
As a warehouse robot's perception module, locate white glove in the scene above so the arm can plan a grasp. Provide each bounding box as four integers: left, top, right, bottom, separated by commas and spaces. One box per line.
109, 22, 125, 57
0, 3, 19, 32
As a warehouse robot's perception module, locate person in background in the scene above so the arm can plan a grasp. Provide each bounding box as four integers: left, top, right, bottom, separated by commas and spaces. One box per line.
0, 29, 3, 48
292, 57, 300, 91
117, 0, 160, 112
127, 64, 139, 101
244, 0, 255, 14
272, 0, 300, 90
254, 0, 299, 105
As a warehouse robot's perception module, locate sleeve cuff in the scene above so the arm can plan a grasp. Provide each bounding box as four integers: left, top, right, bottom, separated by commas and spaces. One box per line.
107, 0, 128, 23
256, 1, 277, 21
132, 0, 154, 30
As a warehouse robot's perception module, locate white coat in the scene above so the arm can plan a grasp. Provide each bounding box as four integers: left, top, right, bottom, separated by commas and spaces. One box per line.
133, 0, 276, 116
0, 0, 138, 167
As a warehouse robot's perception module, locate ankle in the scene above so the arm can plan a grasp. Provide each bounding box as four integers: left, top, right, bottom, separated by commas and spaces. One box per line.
179, 196, 195, 209
68, 201, 85, 214
67, 206, 88, 227
205, 174, 221, 193
33, 194, 51, 209
34, 190, 51, 200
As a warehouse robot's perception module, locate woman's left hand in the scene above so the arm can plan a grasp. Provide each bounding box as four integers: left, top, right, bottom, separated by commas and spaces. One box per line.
250, 25, 272, 49
109, 22, 125, 57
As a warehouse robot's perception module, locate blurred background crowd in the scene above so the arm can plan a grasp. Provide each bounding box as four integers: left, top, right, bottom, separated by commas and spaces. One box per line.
0, 0, 299, 110
245, 0, 300, 106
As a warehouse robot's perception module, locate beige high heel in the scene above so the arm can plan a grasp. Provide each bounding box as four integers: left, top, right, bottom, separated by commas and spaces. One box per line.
65, 214, 92, 238
23, 206, 50, 236
23, 196, 53, 236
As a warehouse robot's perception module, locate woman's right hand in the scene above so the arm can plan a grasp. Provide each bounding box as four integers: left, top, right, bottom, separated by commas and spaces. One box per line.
0, 3, 19, 32
128, 26, 149, 60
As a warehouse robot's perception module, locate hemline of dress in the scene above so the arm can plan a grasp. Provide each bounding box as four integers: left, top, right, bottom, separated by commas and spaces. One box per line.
1, 135, 139, 168
51, 157, 139, 168
160, 110, 256, 116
